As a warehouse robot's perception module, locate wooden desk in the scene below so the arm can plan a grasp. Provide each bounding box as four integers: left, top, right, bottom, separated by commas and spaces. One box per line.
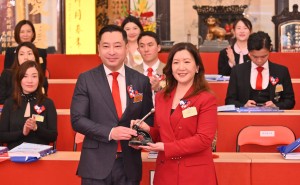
244, 153, 300, 185
54, 109, 300, 152
0, 152, 251, 185
0, 152, 81, 185
209, 79, 300, 110
48, 79, 300, 109
217, 110, 300, 152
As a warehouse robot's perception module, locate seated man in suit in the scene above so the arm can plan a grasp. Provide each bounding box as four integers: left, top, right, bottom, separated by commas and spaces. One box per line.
134, 31, 166, 93
71, 25, 154, 185
225, 31, 295, 110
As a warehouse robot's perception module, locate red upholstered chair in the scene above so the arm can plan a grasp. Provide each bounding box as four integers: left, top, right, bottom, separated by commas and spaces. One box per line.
73, 132, 85, 151
236, 125, 296, 152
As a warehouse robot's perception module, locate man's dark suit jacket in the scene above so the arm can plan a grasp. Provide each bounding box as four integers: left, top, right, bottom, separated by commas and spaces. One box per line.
4, 47, 47, 72
71, 64, 154, 181
225, 61, 295, 109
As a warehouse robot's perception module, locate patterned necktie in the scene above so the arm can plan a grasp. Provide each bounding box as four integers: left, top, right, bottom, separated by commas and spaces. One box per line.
256, 66, 264, 90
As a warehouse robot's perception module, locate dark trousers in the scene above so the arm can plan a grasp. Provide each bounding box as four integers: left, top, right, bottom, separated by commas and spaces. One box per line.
81, 157, 140, 185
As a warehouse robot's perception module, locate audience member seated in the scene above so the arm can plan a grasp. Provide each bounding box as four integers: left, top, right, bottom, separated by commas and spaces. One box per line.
218, 18, 252, 76
0, 42, 48, 104
134, 31, 166, 93
0, 61, 57, 149
225, 31, 295, 110
121, 15, 144, 68
3, 20, 47, 73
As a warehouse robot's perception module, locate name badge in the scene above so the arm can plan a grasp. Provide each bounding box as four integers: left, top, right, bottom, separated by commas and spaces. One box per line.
182, 107, 198, 118
133, 93, 143, 103
32, 114, 44, 122
275, 84, 283, 93
39, 57, 44, 64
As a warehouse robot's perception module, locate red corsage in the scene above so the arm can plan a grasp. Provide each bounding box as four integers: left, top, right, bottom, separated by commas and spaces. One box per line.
270, 76, 279, 86
34, 105, 45, 114
179, 99, 190, 109
127, 85, 139, 98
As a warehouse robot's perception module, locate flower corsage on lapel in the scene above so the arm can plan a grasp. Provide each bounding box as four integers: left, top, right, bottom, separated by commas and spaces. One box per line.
155, 74, 166, 90
33, 105, 46, 122
270, 76, 283, 102
34, 105, 46, 114
127, 85, 143, 103
179, 99, 198, 118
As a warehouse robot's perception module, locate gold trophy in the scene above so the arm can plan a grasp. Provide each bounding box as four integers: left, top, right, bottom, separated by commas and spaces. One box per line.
129, 108, 155, 146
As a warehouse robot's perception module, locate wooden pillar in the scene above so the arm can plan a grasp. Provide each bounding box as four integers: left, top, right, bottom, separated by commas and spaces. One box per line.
156, 0, 170, 41
275, 0, 289, 15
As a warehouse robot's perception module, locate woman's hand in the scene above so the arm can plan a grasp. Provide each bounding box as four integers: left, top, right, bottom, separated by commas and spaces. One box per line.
24, 117, 38, 131
226, 46, 236, 67
139, 142, 164, 152
130, 119, 150, 132
23, 125, 30, 136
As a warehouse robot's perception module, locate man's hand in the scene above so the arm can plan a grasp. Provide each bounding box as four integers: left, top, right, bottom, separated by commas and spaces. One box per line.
264, 101, 277, 108
111, 126, 137, 141
149, 76, 160, 91
244, 100, 257, 107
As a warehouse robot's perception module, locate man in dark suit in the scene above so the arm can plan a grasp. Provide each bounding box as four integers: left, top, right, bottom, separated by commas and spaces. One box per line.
225, 31, 295, 109
71, 25, 153, 185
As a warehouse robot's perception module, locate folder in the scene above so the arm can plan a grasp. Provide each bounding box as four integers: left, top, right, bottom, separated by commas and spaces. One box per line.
277, 138, 300, 159
0, 146, 8, 154
8, 142, 56, 163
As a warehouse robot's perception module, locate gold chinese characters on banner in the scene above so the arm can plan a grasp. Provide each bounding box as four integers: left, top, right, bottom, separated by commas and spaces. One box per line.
66, 0, 96, 54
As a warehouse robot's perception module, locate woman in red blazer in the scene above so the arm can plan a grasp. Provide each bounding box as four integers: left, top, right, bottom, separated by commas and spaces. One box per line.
133, 42, 218, 185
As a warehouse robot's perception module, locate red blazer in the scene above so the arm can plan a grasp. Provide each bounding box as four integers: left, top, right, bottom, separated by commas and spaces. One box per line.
150, 88, 218, 185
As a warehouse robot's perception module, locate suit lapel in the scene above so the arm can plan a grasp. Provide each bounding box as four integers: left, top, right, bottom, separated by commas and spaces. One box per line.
170, 87, 194, 135
268, 62, 276, 99
243, 62, 252, 99
156, 61, 165, 75
121, 66, 135, 121
92, 65, 119, 120
160, 91, 177, 139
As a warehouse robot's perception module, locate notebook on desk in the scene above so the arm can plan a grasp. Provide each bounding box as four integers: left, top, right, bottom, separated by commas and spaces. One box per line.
278, 138, 300, 160
218, 105, 283, 113
205, 74, 230, 81
0, 146, 8, 154
236, 107, 284, 113
8, 142, 55, 163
